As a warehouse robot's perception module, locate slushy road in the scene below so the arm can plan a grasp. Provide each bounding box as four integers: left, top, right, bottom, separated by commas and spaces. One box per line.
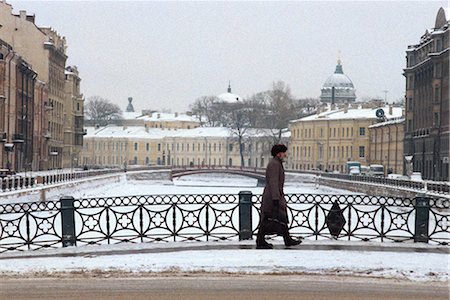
0, 274, 447, 300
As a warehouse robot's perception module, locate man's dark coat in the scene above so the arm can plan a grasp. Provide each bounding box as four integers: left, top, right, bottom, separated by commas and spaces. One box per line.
261, 156, 288, 224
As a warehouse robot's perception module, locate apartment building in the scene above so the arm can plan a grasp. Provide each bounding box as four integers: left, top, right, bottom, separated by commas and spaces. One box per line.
404, 7, 449, 181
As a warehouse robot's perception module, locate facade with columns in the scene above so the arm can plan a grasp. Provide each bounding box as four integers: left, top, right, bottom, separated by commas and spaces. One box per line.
81, 125, 284, 169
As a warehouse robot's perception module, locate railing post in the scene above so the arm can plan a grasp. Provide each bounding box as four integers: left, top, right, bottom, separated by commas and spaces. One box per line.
238, 191, 253, 240
414, 193, 430, 243
60, 196, 77, 247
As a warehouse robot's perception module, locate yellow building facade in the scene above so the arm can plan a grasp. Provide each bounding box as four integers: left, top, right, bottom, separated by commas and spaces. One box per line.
81, 125, 281, 169
289, 105, 403, 173
369, 118, 404, 175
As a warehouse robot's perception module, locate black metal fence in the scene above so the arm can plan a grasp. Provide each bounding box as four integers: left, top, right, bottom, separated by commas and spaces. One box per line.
0, 193, 448, 253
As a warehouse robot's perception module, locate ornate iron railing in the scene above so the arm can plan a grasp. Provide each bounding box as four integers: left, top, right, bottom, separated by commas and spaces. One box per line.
0, 193, 448, 253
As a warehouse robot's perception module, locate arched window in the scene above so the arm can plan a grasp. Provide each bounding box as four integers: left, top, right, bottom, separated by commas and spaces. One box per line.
229, 158, 232, 166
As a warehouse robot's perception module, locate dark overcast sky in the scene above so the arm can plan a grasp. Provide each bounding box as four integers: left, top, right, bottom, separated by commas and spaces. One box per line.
8, 0, 449, 112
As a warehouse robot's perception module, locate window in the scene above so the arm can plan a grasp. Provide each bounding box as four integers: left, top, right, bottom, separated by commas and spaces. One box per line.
229, 144, 233, 151
146, 143, 149, 151
436, 39, 442, 52
434, 87, 440, 103
359, 127, 365, 136
134, 143, 138, 151
434, 112, 439, 126
359, 146, 365, 158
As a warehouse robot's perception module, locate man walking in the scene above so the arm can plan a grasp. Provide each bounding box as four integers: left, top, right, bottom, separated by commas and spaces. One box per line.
256, 144, 302, 249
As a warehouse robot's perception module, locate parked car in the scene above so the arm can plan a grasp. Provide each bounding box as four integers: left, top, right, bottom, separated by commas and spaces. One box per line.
387, 173, 408, 180
369, 164, 384, 177
360, 166, 369, 176
410, 172, 423, 182
349, 166, 361, 176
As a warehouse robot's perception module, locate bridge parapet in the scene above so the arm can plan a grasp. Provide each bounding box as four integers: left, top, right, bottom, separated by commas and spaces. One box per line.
171, 166, 266, 186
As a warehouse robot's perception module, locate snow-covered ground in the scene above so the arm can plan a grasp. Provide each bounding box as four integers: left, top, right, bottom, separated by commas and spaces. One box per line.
0, 240, 447, 282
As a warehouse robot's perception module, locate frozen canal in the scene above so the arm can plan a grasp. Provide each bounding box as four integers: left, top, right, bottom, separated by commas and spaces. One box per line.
69, 172, 355, 199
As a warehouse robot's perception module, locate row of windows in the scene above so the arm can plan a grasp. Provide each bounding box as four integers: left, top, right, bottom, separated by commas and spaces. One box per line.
164, 142, 268, 153
291, 145, 365, 159
85, 155, 268, 169
292, 127, 365, 139
84, 142, 128, 151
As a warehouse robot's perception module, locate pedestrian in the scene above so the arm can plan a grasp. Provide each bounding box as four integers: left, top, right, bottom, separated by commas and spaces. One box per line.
256, 144, 302, 249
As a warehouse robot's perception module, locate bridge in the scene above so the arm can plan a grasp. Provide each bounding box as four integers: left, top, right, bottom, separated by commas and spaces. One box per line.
171, 166, 267, 187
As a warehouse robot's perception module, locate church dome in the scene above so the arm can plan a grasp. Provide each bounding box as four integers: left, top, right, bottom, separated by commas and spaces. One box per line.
217, 82, 241, 103
320, 59, 356, 103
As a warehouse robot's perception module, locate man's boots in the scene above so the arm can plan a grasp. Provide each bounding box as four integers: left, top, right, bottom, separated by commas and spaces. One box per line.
282, 226, 302, 247
256, 222, 273, 249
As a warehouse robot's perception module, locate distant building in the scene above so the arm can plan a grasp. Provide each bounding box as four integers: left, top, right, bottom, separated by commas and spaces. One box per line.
217, 82, 241, 103
289, 105, 402, 173
120, 110, 201, 130
320, 58, 356, 104
63, 66, 84, 169
369, 116, 405, 175
403, 7, 449, 181
81, 126, 283, 169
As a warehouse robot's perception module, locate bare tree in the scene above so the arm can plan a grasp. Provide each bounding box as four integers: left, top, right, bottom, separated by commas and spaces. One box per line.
226, 101, 251, 167
84, 96, 122, 126
248, 81, 298, 142
190, 95, 226, 126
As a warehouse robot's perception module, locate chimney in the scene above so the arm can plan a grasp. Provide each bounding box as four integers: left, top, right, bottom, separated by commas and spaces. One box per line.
175, 112, 178, 117
186, 111, 192, 116
389, 105, 393, 115
145, 124, 149, 132
157, 113, 160, 119
343, 104, 348, 113
19, 10, 27, 19
123, 125, 127, 130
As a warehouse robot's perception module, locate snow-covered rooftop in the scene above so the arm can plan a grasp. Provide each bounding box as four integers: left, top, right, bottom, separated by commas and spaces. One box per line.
84, 126, 286, 139
137, 112, 198, 122
121, 111, 144, 120
369, 117, 405, 129
217, 92, 241, 103
291, 106, 403, 122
